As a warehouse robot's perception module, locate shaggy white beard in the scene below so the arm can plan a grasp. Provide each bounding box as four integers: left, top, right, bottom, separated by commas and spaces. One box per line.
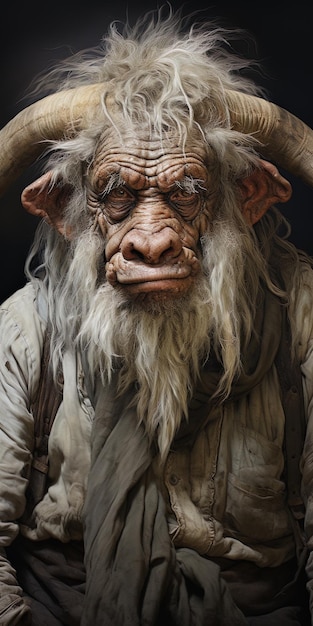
79, 280, 212, 459
77, 219, 256, 460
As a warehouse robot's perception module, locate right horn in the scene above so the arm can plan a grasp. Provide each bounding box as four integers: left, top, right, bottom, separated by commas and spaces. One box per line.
225, 89, 313, 188
0, 83, 105, 198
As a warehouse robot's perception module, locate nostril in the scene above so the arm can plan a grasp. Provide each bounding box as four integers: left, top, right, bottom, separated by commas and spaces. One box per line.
135, 249, 145, 262
121, 228, 183, 264
122, 239, 146, 262
121, 232, 153, 262
168, 239, 179, 255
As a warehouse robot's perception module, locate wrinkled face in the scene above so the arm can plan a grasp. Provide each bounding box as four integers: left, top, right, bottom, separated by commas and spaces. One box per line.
88, 127, 217, 302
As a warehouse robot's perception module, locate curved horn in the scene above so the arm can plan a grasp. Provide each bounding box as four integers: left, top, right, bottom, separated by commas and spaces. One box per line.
0, 83, 313, 197
225, 90, 313, 188
0, 83, 105, 197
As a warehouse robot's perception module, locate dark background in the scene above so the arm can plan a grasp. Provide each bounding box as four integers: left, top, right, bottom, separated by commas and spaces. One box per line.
0, 0, 312, 303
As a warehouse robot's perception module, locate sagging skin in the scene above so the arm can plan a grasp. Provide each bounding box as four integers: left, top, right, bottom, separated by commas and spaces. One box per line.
21, 125, 292, 304
88, 129, 216, 301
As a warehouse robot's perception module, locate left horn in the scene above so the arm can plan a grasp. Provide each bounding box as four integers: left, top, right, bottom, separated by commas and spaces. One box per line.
225, 89, 313, 189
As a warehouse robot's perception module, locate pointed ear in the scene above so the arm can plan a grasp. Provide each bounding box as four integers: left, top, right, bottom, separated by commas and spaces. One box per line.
21, 172, 74, 238
238, 159, 292, 226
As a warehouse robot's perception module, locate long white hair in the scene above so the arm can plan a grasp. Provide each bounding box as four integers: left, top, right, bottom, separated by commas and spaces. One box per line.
24, 9, 303, 458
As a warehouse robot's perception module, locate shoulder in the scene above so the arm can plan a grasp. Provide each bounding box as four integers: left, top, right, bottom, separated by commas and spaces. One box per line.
288, 258, 313, 361
1, 281, 46, 335
0, 283, 46, 390
1, 281, 38, 311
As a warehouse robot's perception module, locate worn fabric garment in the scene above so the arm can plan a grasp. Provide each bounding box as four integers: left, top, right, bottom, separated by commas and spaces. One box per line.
7, 536, 85, 626
81, 379, 247, 626
247, 607, 307, 625
81, 378, 309, 625
214, 554, 310, 624
0, 283, 93, 624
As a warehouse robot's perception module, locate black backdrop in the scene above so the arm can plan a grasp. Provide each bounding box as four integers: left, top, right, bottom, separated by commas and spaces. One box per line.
1, 0, 312, 303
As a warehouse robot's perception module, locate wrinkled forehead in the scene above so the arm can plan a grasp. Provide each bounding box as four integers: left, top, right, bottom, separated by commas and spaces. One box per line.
91, 123, 214, 191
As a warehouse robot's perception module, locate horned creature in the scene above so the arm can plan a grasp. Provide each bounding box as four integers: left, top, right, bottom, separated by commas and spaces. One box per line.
0, 9, 313, 626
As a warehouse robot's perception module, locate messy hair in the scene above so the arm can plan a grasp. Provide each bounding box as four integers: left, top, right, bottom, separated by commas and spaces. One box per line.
24, 8, 303, 391
28, 6, 262, 146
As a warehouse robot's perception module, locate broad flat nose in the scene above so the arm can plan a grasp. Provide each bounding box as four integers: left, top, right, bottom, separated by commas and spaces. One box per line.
121, 227, 183, 264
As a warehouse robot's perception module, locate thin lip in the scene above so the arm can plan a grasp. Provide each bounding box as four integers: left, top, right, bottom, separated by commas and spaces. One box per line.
115, 267, 192, 284
120, 276, 194, 294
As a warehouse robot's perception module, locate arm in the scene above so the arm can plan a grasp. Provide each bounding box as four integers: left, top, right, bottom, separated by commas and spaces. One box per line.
301, 337, 313, 624
0, 285, 44, 624
0, 548, 31, 625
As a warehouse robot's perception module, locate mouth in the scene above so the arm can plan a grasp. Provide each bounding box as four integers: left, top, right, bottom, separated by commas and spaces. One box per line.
120, 276, 196, 297
106, 254, 201, 292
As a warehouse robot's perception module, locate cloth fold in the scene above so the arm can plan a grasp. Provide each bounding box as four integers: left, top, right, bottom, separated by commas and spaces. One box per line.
81, 379, 247, 625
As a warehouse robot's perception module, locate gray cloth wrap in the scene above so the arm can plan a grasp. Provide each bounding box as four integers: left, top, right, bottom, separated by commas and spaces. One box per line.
81, 380, 247, 625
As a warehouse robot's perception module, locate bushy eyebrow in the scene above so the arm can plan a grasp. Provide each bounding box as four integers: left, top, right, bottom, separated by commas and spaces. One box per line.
101, 171, 125, 196
174, 176, 206, 193
100, 172, 207, 197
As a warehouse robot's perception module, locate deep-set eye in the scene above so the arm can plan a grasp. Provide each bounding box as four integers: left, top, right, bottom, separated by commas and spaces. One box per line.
102, 186, 136, 222
168, 189, 202, 220
170, 189, 197, 203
